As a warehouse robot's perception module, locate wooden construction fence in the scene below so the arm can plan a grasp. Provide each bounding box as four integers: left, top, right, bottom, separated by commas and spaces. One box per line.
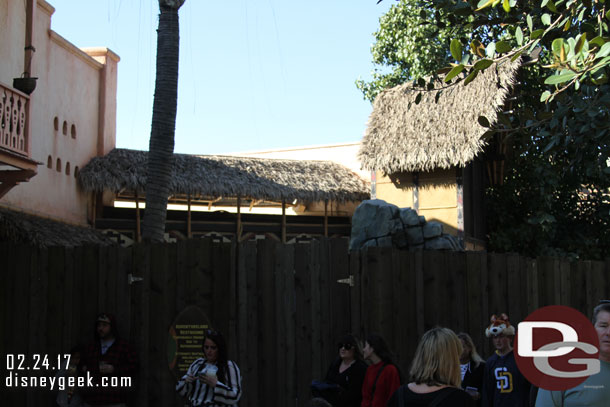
2, 240, 609, 406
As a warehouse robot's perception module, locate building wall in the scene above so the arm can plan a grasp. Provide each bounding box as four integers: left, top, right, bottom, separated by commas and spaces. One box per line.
227, 142, 368, 180
0, 0, 26, 86
0, 0, 118, 225
376, 168, 459, 236
227, 142, 367, 217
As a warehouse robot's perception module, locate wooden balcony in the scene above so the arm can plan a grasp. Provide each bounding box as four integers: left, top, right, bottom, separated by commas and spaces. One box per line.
0, 81, 38, 198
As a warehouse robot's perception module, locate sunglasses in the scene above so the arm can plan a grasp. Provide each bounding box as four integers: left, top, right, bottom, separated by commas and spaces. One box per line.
338, 343, 354, 350
600, 300, 610, 304
205, 329, 219, 336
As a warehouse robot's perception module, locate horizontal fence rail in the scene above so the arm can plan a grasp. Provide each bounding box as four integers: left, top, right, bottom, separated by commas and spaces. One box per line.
2, 240, 608, 406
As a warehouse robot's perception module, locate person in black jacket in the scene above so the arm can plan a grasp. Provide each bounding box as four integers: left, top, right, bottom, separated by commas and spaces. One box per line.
481, 313, 530, 407
320, 334, 368, 407
458, 332, 485, 406
387, 327, 473, 407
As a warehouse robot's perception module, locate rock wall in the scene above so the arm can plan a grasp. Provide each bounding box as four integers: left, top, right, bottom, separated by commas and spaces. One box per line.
349, 199, 463, 251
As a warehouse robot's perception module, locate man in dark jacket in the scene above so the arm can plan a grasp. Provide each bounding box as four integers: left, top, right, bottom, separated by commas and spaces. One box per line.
79, 313, 138, 407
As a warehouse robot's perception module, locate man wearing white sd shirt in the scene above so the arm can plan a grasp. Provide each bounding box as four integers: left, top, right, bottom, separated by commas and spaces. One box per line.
536, 301, 610, 406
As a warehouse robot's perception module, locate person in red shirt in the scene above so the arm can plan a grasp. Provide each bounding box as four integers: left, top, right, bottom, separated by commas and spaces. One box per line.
361, 333, 401, 407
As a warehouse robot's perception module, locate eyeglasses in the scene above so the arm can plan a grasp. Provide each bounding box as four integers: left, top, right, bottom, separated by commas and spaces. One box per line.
337, 343, 353, 350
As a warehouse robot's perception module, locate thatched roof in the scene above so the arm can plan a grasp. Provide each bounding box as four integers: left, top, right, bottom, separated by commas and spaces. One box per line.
79, 149, 370, 203
359, 59, 521, 174
0, 207, 114, 248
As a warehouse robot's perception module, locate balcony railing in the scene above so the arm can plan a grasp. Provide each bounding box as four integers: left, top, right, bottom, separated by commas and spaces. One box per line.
0, 81, 29, 157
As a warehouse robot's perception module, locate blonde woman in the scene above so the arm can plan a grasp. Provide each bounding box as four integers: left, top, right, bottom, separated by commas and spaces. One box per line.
387, 327, 473, 407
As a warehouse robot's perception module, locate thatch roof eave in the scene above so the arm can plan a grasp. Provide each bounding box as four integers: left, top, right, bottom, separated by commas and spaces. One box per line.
359, 58, 521, 174
0, 207, 114, 248
79, 149, 370, 203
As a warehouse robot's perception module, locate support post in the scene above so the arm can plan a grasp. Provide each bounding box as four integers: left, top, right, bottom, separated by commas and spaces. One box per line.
187, 194, 192, 238
324, 200, 328, 237
456, 169, 464, 245
135, 192, 141, 242
236, 196, 242, 242
281, 200, 286, 243
413, 172, 420, 214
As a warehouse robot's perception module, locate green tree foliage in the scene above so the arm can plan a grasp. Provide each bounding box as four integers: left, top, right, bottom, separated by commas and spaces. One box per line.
366, 0, 610, 259
356, 1, 475, 102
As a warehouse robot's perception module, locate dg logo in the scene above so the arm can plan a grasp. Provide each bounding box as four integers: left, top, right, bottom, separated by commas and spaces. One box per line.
515, 305, 600, 391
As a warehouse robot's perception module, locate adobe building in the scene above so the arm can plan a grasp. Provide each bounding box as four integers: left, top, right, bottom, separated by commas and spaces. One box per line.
0, 0, 118, 245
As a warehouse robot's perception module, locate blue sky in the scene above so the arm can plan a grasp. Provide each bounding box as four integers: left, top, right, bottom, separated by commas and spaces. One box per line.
48, 0, 395, 155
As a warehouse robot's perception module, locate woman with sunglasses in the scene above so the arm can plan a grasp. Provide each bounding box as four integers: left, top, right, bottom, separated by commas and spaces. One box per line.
176, 329, 242, 406
321, 334, 368, 407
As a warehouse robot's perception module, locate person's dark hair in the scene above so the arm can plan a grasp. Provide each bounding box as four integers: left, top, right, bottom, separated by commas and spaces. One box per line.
204, 329, 229, 382
365, 333, 403, 382
593, 301, 610, 325
338, 334, 363, 360
365, 333, 394, 364
69, 344, 84, 356
94, 312, 120, 340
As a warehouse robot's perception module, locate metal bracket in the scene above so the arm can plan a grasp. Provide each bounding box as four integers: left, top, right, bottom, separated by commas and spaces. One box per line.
337, 275, 355, 287
127, 273, 143, 285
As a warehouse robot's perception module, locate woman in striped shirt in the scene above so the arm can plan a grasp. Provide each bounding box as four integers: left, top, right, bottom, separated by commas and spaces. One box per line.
176, 329, 242, 406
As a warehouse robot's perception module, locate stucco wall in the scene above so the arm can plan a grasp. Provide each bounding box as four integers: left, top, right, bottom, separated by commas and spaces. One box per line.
0, 0, 28, 86
1, 0, 118, 225
376, 168, 459, 236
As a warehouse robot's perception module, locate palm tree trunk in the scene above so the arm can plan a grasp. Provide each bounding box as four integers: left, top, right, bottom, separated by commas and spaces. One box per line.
142, 3, 183, 242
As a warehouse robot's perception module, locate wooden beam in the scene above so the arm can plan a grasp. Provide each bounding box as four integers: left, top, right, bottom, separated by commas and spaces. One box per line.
249, 199, 262, 212
236, 196, 242, 242
456, 168, 464, 244
93, 217, 354, 237
207, 197, 222, 210
281, 200, 287, 243
324, 200, 328, 237
0, 182, 17, 199
0, 168, 36, 199
187, 194, 192, 238
413, 172, 420, 213
91, 192, 97, 228
135, 192, 141, 242
0, 169, 36, 184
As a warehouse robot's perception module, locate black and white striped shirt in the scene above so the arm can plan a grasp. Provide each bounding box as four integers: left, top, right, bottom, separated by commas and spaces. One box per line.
176, 358, 242, 406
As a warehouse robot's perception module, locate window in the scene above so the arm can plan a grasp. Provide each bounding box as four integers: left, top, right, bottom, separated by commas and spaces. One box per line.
65, 162, 71, 175
56, 158, 61, 172
47, 155, 52, 168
